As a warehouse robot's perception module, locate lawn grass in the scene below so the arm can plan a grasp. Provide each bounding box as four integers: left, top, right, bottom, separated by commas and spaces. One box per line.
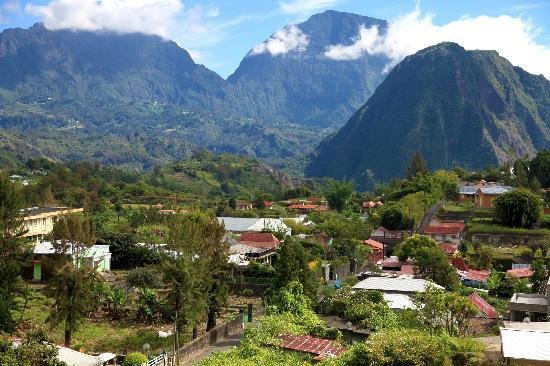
466, 220, 550, 238
17, 288, 176, 355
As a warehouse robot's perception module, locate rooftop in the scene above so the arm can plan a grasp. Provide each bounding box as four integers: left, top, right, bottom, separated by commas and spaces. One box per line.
21, 206, 83, 218
353, 276, 443, 293
468, 292, 498, 319
507, 268, 534, 279
479, 186, 513, 195
510, 293, 548, 306
423, 225, 463, 235
279, 334, 345, 360
363, 239, 384, 250
501, 327, 550, 361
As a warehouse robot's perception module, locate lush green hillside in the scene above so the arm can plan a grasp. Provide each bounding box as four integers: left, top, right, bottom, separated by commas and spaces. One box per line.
230, 10, 388, 128
307, 42, 550, 188
0, 100, 326, 174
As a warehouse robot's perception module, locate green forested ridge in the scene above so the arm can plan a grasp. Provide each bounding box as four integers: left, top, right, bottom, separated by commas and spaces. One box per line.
307, 42, 550, 188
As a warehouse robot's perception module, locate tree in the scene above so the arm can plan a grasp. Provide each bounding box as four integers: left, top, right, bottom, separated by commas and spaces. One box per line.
0, 175, 31, 332
379, 206, 413, 230
0, 327, 66, 366
529, 150, 550, 187
324, 180, 353, 211
531, 260, 548, 293
414, 246, 459, 290
406, 151, 429, 178
395, 234, 437, 262
493, 189, 542, 228
477, 245, 494, 269
273, 238, 318, 301
45, 213, 98, 346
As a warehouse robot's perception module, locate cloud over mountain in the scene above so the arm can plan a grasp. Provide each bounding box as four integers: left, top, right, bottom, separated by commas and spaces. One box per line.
324, 7, 550, 78
251, 25, 309, 56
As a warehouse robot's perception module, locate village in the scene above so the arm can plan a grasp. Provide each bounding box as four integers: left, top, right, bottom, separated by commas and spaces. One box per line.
2, 152, 549, 366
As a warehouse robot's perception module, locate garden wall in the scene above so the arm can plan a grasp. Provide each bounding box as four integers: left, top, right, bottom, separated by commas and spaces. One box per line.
471, 233, 547, 246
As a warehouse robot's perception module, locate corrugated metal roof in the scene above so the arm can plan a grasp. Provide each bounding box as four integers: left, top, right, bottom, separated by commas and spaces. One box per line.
383, 293, 416, 310
352, 276, 443, 293
468, 293, 498, 319
479, 186, 512, 195
459, 186, 477, 195
501, 328, 550, 361
280, 334, 345, 359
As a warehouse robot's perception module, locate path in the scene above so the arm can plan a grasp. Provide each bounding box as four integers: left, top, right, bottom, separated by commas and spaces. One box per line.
180, 328, 244, 366
416, 201, 443, 233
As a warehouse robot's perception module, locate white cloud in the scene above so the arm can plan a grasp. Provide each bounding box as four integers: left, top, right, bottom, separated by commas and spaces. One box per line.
279, 0, 341, 14
324, 7, 550, 79
25, 0, 183, 38
251, 25, 309, 56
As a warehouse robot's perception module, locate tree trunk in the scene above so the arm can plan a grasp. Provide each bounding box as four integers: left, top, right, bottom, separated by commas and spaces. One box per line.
192, 326, 198, 339
64, 327, 72, 347
206, 307, 217, 331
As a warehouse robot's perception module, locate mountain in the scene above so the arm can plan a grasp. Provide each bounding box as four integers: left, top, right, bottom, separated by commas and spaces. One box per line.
306, 42, 550, 188
0, 23, 329, 173
229, 10, 388, 128
0, 23, 239, 112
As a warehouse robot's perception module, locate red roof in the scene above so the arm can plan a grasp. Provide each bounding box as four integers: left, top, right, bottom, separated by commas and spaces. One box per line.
424, 225, 463, 235
507, 268, 534, 279
399, 264, 415, 275
463, 269, 491, 282
451, 257, 469, 271
363, 239, 384, 251
362, 201, 376, 208
288, 204, 318, 210
315, 205, 329, 211
280, 334, 345, 360
438, 243, 458, 255
238, 232, 280, 249
263, 201, 273, 207
468, 293, 498, 319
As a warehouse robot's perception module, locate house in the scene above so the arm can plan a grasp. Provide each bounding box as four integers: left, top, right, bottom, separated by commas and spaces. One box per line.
476, 185, 513, 208
500, 322, 550, 365
363, 239, 384, 262
459, 268, 491, 288
263, 201, 273, 209
509, 278, 550, 322
458, 182, 513, 207
288, 203, 319, 213
235, 200, 253, 210
29, 241, 111, 281
370, 226, 405, 246
422, 221, 465, 245
21, 206, 84, 241
217, 217, 291, 236
227, 232, 280, 265
468, 292, 498, 319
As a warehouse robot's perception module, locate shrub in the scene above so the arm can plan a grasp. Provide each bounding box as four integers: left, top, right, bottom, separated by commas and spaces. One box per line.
125, 266, 163, 289
123, 352, 148, 366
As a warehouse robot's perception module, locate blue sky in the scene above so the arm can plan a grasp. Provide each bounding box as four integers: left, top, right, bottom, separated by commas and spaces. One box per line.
1, 0, 549, 78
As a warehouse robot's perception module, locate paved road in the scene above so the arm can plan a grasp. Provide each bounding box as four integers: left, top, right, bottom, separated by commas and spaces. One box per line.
416, 201, 443, 233
180, 328, 244, 365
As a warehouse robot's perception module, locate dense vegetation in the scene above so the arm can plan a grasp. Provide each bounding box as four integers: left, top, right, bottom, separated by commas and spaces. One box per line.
307, 42, 550, 188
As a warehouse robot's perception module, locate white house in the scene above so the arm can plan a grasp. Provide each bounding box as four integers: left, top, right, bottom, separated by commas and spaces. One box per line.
31, 241, 111, 281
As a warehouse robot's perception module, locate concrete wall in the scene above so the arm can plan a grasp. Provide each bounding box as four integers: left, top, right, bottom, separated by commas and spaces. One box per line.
471, 233, 546, 246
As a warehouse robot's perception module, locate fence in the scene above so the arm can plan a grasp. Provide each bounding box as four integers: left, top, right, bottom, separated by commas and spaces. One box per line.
147, 353, 168, 366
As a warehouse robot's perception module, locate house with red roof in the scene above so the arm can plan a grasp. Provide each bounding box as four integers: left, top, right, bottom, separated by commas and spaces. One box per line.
228, 232, 281, 265
363, 239, 384, 262
288, 203, 319, 213
468, 292, 498, 319
451, 257, 491, 288
422, 221, 465, 245
507, 268, 534, 279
